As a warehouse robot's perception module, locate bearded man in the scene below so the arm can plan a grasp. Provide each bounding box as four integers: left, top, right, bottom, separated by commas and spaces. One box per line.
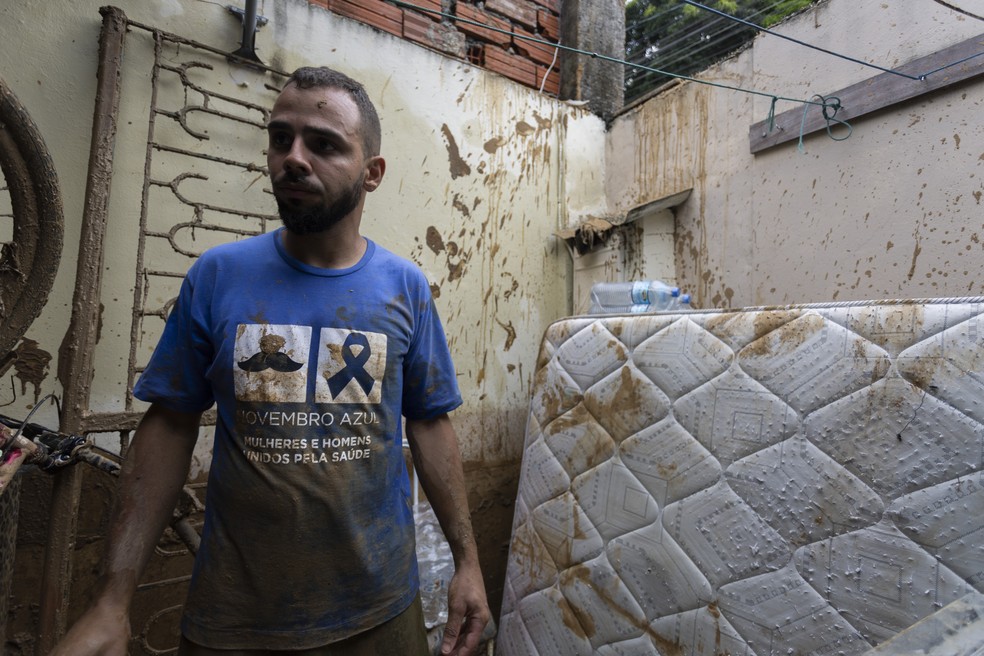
53, 66, 489, 656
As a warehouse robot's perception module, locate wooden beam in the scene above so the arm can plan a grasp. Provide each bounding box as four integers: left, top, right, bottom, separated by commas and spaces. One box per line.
749, 33, 984, 153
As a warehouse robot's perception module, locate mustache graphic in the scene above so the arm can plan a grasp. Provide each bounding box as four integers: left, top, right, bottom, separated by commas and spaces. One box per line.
238, 351, 305, 373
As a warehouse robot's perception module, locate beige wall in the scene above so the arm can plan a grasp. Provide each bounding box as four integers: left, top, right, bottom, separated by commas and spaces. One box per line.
606, 0, 984, 308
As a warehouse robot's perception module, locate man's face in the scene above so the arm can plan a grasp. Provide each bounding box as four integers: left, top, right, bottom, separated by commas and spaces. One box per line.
266, 85, 374, 234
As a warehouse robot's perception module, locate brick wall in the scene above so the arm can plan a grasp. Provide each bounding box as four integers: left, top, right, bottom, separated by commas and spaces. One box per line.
309, 0, 561, 96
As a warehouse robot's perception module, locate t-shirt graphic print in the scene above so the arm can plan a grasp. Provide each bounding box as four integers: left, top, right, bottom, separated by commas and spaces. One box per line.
233, 324, 310, 402
316, 327, 386, 404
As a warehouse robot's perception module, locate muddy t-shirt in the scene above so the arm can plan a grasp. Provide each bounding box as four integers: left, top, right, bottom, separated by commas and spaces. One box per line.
133, 229, 461, 650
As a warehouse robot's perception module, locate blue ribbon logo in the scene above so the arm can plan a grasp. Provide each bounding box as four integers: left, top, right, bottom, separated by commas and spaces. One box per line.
327, 332, 375, 398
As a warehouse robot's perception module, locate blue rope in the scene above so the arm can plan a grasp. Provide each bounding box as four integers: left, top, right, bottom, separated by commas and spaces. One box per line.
797, 95, 853, 153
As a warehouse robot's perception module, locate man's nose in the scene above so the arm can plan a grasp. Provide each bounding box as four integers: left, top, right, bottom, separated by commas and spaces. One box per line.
283, 141, 310, 175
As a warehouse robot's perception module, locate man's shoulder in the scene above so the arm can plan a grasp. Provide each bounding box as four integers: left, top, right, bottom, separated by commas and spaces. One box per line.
367, 240, 428, 279
191, 231, 275, 270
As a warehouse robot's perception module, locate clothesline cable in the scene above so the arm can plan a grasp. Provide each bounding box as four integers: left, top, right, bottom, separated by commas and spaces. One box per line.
681, 0, 984, 81
390, 0, 860, 145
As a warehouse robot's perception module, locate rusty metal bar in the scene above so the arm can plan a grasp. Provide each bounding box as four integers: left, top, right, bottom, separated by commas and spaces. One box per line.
38, 6, 129, 653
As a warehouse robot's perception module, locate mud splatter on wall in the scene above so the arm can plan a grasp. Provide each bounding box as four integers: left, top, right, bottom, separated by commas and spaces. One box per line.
441, 124, 471, 180
2, 338, 52, 404
403, 98, 566, 469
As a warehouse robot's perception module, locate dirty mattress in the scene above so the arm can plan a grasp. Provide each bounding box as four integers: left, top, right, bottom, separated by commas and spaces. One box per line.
497, 300, 984, 655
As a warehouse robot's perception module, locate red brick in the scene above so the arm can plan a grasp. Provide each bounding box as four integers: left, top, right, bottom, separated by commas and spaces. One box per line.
403, 10, 467, 58
331, 0, 402, 37
406, 0, 444, 22
512, 27, 559, 67
536, 65, 560, 96
537, 9, 559, 41
485, 0, 537, 29
484, 45, 537, 87
455, 4, 512, 47
531, 0, 559, 12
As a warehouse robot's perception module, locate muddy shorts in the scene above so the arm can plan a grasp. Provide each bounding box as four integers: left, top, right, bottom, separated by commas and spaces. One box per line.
178, 593, 430, 656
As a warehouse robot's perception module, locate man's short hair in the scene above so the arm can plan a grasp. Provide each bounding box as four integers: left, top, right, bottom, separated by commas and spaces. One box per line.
284, 66, 382, 157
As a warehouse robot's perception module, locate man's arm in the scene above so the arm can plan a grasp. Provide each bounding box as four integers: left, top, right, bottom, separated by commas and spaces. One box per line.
51, 402, 202, 656
405, 414, 490, 656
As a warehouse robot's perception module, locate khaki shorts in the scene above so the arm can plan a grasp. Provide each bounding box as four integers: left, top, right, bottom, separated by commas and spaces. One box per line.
177, 594, 430, 656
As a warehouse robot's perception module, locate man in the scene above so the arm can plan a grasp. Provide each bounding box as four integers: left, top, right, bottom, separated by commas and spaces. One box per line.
53, 66, 489, 656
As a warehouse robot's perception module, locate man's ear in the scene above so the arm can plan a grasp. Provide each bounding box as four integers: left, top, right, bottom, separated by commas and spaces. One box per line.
363, 156, 386, 192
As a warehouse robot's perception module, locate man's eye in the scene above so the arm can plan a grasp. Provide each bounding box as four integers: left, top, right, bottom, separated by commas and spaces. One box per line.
270, 132, 291, 147
312, 138, 333, 152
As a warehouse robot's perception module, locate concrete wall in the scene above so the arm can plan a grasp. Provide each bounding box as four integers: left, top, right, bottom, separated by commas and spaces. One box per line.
607, 0, 984, 308
0, 0, 604, 647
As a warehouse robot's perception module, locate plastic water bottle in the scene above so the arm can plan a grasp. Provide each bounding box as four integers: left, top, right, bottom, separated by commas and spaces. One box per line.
590, 281, 679, 313
672, 293, 692, 311
588, 302, 653, 314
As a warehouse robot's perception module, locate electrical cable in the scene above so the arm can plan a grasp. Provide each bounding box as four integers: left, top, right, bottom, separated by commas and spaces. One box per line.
681, 0, 984, 80
932, 0, 984, 21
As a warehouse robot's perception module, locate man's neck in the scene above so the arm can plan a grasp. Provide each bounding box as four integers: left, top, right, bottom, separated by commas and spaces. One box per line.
280, 224, 368, 269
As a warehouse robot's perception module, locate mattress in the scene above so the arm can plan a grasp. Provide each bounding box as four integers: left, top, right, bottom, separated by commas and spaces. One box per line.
497, 299, 984, 655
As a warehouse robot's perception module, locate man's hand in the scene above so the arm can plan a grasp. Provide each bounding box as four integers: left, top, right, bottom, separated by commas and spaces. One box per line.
405, 414, 490, 655
440, 559, 491, 656
51, 403, 200, 655
50, 599, 131, 656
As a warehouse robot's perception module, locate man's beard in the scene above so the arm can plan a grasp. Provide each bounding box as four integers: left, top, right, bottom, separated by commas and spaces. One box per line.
276, 174, 365, 235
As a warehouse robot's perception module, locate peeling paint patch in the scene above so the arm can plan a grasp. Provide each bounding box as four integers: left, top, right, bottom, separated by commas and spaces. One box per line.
440, 124, 471, 179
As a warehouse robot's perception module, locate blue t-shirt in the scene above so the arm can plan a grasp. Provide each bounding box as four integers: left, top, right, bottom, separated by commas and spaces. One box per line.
134, 229, 462, 650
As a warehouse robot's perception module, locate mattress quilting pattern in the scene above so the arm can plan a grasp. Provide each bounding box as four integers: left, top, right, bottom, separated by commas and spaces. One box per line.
497, 301, 984, 655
